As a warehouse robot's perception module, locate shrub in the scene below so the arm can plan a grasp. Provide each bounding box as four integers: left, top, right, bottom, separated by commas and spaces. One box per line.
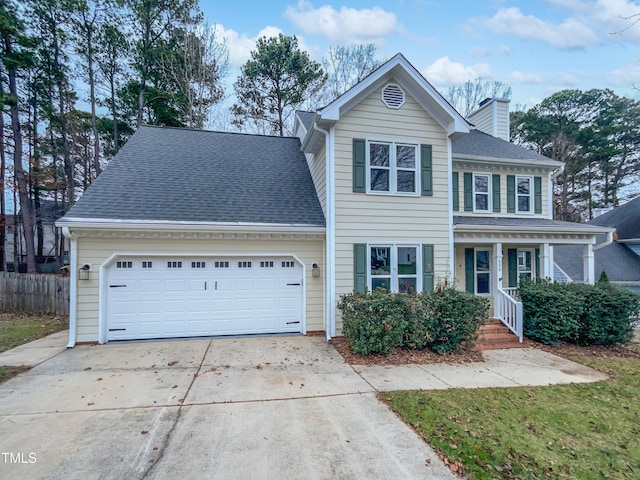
423, 288, 488, 354
519, 280, 640, 346
338, 287, 488, 355
338, 288, 408, 355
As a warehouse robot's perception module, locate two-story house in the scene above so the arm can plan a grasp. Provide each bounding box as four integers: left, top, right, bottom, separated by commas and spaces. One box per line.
57, 54, 612, 347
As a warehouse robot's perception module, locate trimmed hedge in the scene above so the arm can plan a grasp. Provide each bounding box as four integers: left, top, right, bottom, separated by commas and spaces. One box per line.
338, 287, 488, 355
519, 280, 639, 346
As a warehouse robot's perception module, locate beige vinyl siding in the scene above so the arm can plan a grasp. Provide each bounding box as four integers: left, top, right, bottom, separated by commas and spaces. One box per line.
333, 83, 451, 333
74, 234, 325, 342
470, 111, 493, 138
453, 168, 550, 219
495, 101, 509, 141
306, 145, 327, 215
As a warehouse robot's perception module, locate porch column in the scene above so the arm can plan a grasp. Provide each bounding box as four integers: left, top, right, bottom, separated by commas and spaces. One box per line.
548, 246, 554, 282
539, 243, 551, 279
583, 244, 595, 284
493, 242, 503, 291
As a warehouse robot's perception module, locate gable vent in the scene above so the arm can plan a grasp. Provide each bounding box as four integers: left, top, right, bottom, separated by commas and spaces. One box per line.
381, 83, 405, 109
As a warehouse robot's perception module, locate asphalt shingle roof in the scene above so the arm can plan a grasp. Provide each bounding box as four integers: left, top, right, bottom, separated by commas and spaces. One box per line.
296, 111, 315, 132
554, 238, 640, 282
453, 216, 606, 231
588, 196, 640, 240
63, 126, 325, 226
452, 129, 555, 163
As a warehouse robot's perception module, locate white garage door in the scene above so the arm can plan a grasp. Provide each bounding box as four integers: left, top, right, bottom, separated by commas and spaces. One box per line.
105, 256, 303, 341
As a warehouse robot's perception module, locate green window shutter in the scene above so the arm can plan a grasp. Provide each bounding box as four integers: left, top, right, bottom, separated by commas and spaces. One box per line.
465, 248, 474, 293
353, 244, 367, 293
534, 176, 542, 214
507, 248, 517, 288
422, 244, 434, 293
463, 173, 473, 211
452, 172, 459, 211
420, 144, 433, 196
535, 248, 541, 280
492, 174, 501, 212
352, 139, 366, 193
507, 175, 516, 213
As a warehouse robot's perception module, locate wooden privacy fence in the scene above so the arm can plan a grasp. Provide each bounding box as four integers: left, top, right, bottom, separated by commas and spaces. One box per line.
0, 272, 70, 316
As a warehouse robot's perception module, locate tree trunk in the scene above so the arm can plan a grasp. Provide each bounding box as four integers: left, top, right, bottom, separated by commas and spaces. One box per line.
87, 28, 101, 178
7, 64, 37, 273
136, 77, 146, 127
0, 79, 6, 271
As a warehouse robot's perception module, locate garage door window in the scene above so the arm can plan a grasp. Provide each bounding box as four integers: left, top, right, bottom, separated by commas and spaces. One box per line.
214, 261, 229, 268
116, 261, 132, 269
191, 261, 206, 268
260, 261, 274, 268
282, 261, 295, 268
168, 261, 182, 268
238, 261, 252, 268
142, 261, 153, 269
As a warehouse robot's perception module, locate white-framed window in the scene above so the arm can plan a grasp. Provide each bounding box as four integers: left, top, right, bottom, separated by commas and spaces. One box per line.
475, 249, 491, 294
367, 141, 418, 195
369, 244, 419, 293
516, 176, 533, 213
517, 249, 533, 283
473, 173, 491, 212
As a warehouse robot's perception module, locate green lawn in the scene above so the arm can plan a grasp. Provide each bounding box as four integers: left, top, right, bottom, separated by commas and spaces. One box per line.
0, 312, 68, 384
383, 350, 640, 479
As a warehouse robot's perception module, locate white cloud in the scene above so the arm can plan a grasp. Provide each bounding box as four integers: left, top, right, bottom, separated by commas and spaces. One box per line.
473, 6, 598, 49
213, 24, 319, 67
499, 45, 512, 56
606, 61, 640, 86
283, 0, 402, 43
590, 0, 640, 42
511, 71, 544, 84
422, 57, 492, 87
470, 47, 493, 58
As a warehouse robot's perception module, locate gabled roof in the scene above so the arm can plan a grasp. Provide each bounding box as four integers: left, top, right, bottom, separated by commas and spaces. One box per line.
296, 110, 315, 132
588, 196, 640, 240
59, 126, 325, 228
452, 130, 562, 167
554, 239, 640, 283
316, 53, 470, 138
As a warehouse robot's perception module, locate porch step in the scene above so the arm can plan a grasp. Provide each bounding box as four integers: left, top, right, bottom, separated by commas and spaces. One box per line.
475, 319, 525, 350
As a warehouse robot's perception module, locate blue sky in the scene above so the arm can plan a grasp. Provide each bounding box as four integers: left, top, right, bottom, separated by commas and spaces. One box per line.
202, 0, 640, 109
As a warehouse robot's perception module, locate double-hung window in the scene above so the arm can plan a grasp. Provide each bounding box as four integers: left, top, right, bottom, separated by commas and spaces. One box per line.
473, 174, 491, 212
368, 141, 418, 194
516, 176, 532, 213
517, 250, 533, 283
370, 245, 419, 293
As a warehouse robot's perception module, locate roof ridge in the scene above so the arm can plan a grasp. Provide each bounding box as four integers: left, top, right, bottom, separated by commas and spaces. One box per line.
139, 124, 301, 140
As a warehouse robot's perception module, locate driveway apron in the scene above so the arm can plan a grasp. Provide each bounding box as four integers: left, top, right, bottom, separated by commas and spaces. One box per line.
0, 336, 456, 479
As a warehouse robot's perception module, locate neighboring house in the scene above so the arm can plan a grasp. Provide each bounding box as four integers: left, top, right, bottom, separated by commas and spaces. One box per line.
57, 54, 612, 346
6, 200, 68, 273
555, 196, 640, 292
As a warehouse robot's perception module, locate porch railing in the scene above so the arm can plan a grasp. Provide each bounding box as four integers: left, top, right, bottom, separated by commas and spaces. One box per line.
495, 287, 523, 342
502, 287, 519, 300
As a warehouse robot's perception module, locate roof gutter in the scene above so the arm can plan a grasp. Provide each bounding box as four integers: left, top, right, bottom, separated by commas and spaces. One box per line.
593, 231, 614, 251
55, 218, 326, 234
552, 163, 565, 180
454, 224, 614, 235
61, 227, 77, 348
454, 153, 562, 169
313, 122, 335, 342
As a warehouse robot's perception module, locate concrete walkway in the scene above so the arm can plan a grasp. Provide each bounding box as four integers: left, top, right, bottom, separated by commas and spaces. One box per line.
0, 334, 608, 479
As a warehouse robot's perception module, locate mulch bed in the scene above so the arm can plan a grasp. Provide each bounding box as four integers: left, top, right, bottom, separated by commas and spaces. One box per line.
523, 338, 640, 359
331, 336, 640, 366
330, 336, 483, 365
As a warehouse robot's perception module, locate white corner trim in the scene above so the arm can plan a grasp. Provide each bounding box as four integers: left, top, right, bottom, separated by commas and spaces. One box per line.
61, 227, 77, 348
447, 138, 455, 285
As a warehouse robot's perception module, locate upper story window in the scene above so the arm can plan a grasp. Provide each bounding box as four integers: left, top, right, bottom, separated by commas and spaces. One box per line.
368, 141, 418, 195
473, 173, 491, 212
516, 176, 532, 213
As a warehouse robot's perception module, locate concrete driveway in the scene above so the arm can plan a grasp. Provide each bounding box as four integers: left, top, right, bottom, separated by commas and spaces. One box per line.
0, 336, 456, 479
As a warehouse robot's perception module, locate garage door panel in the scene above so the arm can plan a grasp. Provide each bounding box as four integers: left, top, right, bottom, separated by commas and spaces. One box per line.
106, 256, 303, 341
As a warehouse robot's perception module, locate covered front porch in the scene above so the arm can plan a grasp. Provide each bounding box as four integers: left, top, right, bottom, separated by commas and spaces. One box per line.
453, 216, 615, 342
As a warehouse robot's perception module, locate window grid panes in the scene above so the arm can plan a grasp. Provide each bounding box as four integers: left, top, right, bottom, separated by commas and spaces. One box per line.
368, 141, 417, 194
474, 174, 490, 212
516, 176, 532, 213
518, 250, 533, 283
369, 245, 418, 293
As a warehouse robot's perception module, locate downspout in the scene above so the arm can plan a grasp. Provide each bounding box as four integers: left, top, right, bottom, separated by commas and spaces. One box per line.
313, 123, 335, 341
61, 227, 77, 348
593, 231, 614, 251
